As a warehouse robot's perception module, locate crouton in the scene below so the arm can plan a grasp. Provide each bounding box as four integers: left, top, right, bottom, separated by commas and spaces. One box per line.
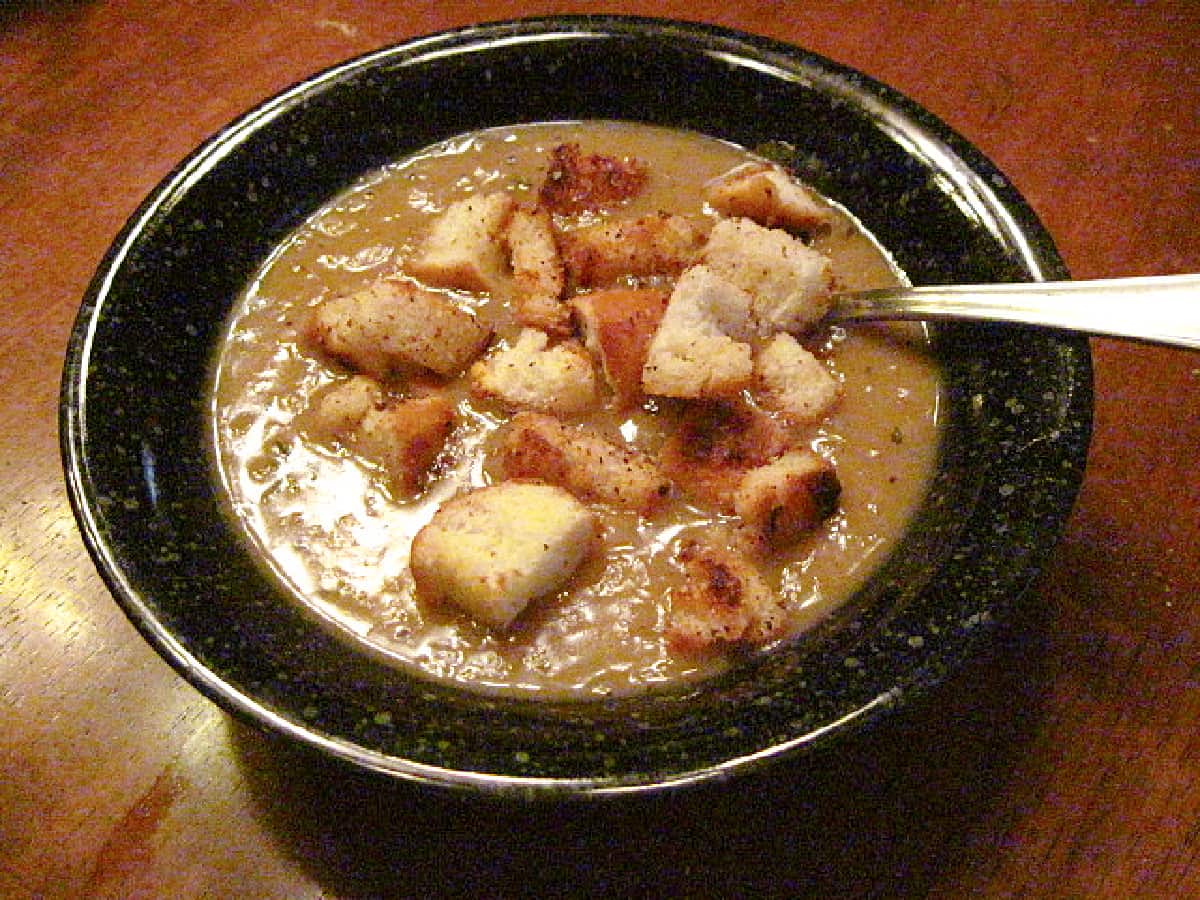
754, 333, 842, 424
504, 203, 570, 335
704, 162, 831, 232
304, 377, 455, 495
641, 265, 756, 399
660, 400, 796, 511
701, 216, 833, 334
468, 328, 598, 416
570, 287, 670, 407
410, 481, 599, 629
560, 212, 708, 288
306, 375, 384, 441
356, 396, 456, 495
493, 411, 673, 515
306, 277, 491, 378
408, 192, 515, 292
667, 533, 787, 651
538, 142, 648, 215
734, 450, 841, 549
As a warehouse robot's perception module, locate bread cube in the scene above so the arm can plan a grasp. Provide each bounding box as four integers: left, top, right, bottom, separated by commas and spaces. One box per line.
537, 142, 648, 215
560, 212, 708, 288
409, 192, 515, 292
410, 482, 599, 628
754, 333, 842, 424
667, 533, 787, 651
306, 375, 384, 441
641, 265, 756, 399
659, 400, 796, 511
734, 449, 841, 548
305, 378, 455, 496
469, 328, 597, 416
306, 277, 491, 378
701, 217, 833, 333
504, 203, 570, 335
493, 411, 673, 515
704, 162, 831, 232
570, 287, 669, 407
356, 396, 456, 496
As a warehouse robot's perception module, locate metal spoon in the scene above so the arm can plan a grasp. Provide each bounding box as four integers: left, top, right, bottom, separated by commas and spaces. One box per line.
827, 273, 1200, 350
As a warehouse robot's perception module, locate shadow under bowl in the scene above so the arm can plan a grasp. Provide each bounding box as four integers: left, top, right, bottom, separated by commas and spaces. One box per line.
60, 16, 1091, 797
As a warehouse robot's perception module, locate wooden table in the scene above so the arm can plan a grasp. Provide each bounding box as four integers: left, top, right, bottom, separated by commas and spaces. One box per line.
2, 2, 1196, 896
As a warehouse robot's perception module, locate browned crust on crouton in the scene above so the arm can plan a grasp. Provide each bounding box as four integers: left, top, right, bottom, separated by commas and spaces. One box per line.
704, 162, 832, 233
493, 411, 673, 515
358, 395, 456, 496
570, 287, 670, 407
660, 401, 796, 511
495, 419, 572, 486
305, 278, 491, 378
734, 450, 841, 549
303, 376, 455, 497
666, 536, 786, 651
538, 143, 648, 215
560, 212, 709, 288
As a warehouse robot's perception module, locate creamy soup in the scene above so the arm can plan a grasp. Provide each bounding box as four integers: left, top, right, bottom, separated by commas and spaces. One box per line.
211, 121, 941, 699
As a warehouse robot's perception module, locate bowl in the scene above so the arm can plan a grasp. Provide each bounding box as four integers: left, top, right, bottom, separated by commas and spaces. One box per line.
60, 16, 1091, 797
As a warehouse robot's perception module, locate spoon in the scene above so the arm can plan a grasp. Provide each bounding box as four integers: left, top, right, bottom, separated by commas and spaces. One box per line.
827, 273, 1200, 350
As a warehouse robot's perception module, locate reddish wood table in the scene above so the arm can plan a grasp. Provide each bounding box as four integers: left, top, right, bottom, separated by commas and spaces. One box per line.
2, 2, 1196, 895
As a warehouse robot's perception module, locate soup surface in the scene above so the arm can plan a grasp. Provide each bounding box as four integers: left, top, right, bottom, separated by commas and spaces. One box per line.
211, 121, 941, 698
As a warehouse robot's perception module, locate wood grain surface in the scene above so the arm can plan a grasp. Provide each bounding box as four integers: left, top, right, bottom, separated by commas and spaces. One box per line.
1, 2, 1196, 896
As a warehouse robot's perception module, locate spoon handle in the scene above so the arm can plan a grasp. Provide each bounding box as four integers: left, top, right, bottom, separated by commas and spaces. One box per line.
828, 274, 1200, 350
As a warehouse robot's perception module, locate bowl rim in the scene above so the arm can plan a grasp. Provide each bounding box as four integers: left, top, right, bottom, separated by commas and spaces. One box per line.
60, 14, 1091, 798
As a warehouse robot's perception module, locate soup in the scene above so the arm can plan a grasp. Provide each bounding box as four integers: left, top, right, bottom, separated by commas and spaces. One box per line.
211, 121, 941, 699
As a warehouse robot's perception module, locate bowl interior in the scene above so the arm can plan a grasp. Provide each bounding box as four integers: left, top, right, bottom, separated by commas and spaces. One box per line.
61, 17, 1091, 795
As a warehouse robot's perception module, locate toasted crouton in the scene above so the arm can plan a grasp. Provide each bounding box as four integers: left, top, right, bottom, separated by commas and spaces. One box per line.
538, 143, 648, 215
305, 378, 455, 495
667, 533, 787, 651
469, 328, 598, 416
410, 481, 599, 628
494, 411, 673, 515
704, 162, 831, 232
641, 265, 756, 399
560, 212, 708, 288
408, 192, 515, 292
356, 396, 456, 495
701, 217, 833, 333
307, 375, 384, 441
734, 450, 841, 549
570, 287, 669, 407
659, 400, 796, 511
504, 204, 569, 335
754, 333, 842, 424
306, 277, 491, 378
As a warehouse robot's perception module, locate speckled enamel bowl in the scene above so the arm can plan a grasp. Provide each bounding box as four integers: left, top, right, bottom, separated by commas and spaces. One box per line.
61, 17, 1091, 796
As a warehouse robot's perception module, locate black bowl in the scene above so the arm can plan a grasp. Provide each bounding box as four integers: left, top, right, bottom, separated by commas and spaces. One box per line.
60, 16, 1091, 796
